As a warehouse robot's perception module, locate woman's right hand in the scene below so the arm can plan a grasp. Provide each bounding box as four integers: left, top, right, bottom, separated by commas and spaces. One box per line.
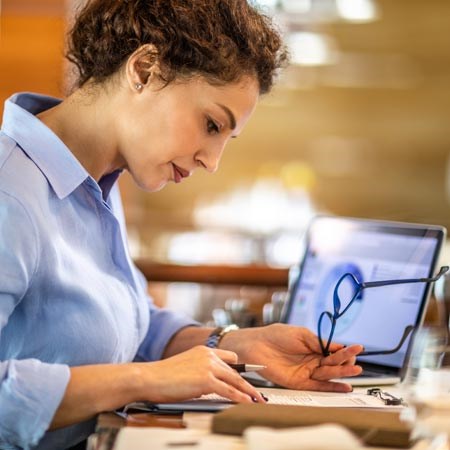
136, 345, 266, 404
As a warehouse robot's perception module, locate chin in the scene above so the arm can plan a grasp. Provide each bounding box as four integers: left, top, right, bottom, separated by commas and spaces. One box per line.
127, 166, 169, 192
133, 176, 167, 193
152, 182, 167, 192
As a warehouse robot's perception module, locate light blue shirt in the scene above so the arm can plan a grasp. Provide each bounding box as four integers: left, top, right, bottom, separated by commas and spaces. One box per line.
0, 93, 198, 450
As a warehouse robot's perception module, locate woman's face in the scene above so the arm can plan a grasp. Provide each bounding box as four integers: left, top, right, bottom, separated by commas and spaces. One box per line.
115, 75, 260, 192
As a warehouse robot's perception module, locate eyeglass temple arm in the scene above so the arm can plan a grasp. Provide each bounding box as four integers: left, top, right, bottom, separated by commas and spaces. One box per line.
318, 311, 335, 356
358, 325, 415, 356
361, 266, 449, 289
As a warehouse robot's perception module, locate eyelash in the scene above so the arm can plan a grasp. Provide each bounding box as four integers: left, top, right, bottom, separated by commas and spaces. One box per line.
206, 117, 220, 135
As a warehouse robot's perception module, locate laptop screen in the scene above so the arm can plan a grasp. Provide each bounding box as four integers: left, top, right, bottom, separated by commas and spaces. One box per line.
284, 216, 445, 370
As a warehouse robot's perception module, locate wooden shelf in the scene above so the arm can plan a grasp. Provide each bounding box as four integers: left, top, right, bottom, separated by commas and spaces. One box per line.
134, 258, 289, 288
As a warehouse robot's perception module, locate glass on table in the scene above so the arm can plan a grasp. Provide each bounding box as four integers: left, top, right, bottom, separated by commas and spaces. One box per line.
400, 325, 450, 447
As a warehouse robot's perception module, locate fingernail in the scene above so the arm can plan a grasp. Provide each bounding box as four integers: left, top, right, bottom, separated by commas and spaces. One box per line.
260, 392, 269, 402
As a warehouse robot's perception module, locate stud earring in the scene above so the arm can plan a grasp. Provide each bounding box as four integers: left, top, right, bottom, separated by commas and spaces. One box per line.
135, 83, 143, 91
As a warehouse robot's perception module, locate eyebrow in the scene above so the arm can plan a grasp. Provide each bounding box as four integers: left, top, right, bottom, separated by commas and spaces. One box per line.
215, 103, 236, 130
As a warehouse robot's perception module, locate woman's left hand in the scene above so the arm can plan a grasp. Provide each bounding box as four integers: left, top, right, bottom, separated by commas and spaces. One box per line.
221, 323, 363, 392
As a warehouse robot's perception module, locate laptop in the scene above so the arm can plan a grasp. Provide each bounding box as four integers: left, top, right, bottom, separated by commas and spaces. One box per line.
248, 215, 446, 387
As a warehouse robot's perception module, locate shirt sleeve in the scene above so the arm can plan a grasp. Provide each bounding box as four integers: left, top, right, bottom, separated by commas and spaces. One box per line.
0, 191, 71, 448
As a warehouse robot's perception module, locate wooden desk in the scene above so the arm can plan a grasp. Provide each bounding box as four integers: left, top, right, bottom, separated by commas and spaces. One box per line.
91, 407, 444, 450
91, 411, 238, 450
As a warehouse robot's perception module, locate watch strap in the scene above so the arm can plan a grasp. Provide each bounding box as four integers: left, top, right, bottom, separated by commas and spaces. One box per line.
205, 324, 239, 348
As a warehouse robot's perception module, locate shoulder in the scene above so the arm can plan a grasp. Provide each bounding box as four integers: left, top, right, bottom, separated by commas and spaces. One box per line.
0, 132, 52, 210
0, 133, 43, 257
0, 135, 40, 245
0, 133, 16, 168
0, 185, 40, 293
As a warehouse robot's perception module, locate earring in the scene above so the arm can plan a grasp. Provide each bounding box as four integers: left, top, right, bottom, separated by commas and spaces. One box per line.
135, 83, 143, 91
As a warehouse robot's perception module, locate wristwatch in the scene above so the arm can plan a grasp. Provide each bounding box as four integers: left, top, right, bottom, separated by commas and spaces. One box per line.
205, 324, 239, 348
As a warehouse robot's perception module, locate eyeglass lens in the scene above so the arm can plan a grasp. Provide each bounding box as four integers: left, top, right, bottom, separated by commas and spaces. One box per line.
335, 273, 361, 315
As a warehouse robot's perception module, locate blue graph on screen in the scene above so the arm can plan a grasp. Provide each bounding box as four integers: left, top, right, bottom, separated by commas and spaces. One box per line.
315, 262, 364, 336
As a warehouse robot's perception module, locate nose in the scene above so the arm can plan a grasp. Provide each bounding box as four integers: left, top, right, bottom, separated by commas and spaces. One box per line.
195, 141, 226, 174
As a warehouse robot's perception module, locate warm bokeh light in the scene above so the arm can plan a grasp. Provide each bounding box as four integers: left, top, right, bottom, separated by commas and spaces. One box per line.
2, 0, 450, 269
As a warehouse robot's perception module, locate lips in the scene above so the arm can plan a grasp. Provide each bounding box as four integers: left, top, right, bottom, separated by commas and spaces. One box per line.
172, 163, 190, 183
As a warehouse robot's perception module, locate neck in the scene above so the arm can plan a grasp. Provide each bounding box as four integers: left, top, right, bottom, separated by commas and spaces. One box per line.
37, 85, 126, 182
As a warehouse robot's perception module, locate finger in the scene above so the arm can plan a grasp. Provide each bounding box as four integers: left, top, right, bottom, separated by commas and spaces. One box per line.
327, 341, 346, 353
302, 328, 334, 354
321, 344, 363, 366
300, 379, 354, 393
343, 355, 356, 366
214, 363, 266, 403
210, 377, 256, 403
312, 364, 363, 381
211, 348, 239, 364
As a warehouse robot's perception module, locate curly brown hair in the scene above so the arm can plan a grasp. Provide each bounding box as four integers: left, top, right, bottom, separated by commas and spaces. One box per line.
66, 0, 288, 94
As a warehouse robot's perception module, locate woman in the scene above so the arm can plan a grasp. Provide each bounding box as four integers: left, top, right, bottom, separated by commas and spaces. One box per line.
0, 1, 363, 449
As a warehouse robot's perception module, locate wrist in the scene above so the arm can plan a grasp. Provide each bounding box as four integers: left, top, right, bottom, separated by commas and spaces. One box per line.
205, 324, 239, 349
126, 363, 148, 403
218, 326, 257, 357
163, 326, 213, 357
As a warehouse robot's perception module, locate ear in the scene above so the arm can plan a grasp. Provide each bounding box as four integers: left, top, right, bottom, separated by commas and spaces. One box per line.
125, 44, 160, 92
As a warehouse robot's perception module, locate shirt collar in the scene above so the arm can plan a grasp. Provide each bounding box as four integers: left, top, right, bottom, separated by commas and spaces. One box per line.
1, 92, 90, 199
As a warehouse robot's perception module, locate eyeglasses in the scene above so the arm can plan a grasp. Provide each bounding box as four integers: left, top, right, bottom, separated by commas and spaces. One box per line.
318, 266, 449, 357
367, 387, 404, 406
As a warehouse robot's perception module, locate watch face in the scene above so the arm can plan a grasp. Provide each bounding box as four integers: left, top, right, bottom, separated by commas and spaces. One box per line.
315, 262, 364, 337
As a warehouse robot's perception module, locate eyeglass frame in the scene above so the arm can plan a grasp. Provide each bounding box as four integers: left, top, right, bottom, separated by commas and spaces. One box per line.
318, 265, 449, 357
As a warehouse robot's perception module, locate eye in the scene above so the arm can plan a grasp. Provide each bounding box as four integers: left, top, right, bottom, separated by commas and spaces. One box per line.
206, 117, 220, 135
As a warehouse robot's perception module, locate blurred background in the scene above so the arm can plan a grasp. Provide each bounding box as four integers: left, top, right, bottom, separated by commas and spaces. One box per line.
1, 0, 450, 324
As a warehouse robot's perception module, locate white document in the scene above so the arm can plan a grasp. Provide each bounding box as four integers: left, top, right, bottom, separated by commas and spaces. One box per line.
113, 424, 364, 450
195, 387, 401, 409
245, 424, 363, 450
256, 387, 400, 408
114, 427, 244, 450
139, 386, 401, 413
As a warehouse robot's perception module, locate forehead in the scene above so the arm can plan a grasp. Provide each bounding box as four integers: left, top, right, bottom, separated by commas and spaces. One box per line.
168, 74, 259, 103
179, 75, 260, 124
